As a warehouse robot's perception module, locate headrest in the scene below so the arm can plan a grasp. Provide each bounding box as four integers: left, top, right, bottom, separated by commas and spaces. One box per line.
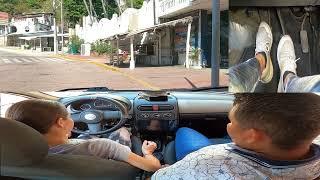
0, 118, 48, 166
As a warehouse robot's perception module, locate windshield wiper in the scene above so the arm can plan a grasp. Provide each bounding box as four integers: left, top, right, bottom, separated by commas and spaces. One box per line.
58, 87, 111, 92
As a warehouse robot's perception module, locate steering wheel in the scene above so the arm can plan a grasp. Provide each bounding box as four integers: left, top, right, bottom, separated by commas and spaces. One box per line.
63, 96, 131, 135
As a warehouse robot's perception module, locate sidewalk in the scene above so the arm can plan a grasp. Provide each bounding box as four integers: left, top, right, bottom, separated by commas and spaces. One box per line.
61, 54, 229, 90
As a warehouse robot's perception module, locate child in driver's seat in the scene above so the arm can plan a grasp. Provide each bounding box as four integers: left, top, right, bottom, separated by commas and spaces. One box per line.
153, 93, 320, 179
5, 99, 161, 172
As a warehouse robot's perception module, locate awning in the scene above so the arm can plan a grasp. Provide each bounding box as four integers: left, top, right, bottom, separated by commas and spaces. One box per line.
104, 16, 193, 41
127, 16, 193, 37
18, 36, 37, 41
7, 31, 54, 36
17, 33, 69, 41
103, 32, 128, 41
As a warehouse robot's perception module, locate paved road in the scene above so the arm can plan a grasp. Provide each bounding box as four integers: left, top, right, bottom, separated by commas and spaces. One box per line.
0, 49, 147, 91
0, 48, 228, 92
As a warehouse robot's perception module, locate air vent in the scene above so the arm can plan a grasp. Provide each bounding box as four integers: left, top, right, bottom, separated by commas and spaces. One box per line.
138, 105, 174, 111
159, 105, 174, 111
138, 105, 153, 111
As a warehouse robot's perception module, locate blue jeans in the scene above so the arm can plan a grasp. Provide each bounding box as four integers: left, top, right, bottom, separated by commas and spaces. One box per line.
229, 58, 320, 92
175, 127, 232, 161
286, 75, 320, 92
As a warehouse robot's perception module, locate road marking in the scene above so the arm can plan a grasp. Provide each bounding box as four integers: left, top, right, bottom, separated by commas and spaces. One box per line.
23, 58, 34, 63
32, 58, 43, 62
2, 59, 12, 64
12, 58, 23, 63
48, 58, 64, 62
0, 57, 68, 64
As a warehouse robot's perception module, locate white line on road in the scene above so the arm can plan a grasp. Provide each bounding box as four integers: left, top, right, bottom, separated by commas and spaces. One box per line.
45, 58, 58, 62
1, 58, 11, 64
49, 58, 64, 62
30, 58, 43, 62
23, 58, 34, 63
0, 57, 66, 64
2, 59, 12, 63
12, 58, 23, 63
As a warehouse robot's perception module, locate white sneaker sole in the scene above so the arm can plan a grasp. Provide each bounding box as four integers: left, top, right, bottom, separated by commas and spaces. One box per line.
259, 22, 273, 83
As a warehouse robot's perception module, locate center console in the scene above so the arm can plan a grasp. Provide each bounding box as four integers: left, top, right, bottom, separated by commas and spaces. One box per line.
133, 91, 179, 133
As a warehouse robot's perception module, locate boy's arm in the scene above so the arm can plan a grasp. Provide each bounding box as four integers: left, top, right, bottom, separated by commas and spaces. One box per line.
127, 152, 161, 172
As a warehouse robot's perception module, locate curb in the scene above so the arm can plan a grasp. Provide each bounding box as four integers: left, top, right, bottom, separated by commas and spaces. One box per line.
55, 55, 160, 91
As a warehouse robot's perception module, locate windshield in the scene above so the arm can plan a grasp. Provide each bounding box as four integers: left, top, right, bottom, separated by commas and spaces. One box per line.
0, 0, 229, 91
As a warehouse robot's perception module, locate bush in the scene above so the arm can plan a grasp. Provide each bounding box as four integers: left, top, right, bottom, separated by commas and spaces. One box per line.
69, 35, 84, 54
91, 40, 111, 55
189, 47, 201, 63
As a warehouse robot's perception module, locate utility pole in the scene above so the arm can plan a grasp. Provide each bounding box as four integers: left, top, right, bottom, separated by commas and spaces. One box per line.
53, 0, 58, 55
129, 0, 135, 69
211, 0, 220, 87
61, 0, 64, 54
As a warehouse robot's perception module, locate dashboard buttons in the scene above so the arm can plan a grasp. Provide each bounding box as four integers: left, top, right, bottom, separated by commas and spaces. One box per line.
163, 113, 173, 119
140, 113, 150, 119
153, 113, 161, 118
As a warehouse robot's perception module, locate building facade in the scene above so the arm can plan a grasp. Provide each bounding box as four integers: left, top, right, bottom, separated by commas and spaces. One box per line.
0, 12, 9, 46
6, 13, 63, 52
73, 0, 228, 69
155, 0, 229, 68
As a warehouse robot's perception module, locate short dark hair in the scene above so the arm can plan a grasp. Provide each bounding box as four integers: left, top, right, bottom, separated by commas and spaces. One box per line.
233, 93, 320, 150
5, 99, 69, 134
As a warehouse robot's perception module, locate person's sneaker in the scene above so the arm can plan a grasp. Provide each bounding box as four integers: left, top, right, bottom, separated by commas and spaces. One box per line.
277, 35, 298, 92
255, 21, 273, 83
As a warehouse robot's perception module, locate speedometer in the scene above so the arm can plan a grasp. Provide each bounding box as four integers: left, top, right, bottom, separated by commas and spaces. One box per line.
93, 99, 105, 107
80, 104, 91, 111
94, 99, 115, 109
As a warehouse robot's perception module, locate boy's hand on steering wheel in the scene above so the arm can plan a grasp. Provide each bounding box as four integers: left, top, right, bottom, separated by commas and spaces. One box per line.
142, 140, 157, 156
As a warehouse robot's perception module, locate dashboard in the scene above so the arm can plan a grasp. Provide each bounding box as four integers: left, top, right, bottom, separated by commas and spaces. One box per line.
59, 91, 234, 134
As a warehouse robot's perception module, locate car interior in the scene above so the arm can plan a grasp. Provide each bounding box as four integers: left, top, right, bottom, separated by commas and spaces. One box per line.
0, 90, 234, 179
3, 1, 320, 179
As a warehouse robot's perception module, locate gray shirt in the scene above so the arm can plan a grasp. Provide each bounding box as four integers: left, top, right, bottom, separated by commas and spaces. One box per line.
49, 138, 131, 162
152, 136, 320, 180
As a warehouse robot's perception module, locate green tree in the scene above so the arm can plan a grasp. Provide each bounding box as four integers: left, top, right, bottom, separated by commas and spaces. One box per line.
64, 0, 87, 27
25, 0, 42, 10
125, 0, 143, 9
0, 0, 20, 15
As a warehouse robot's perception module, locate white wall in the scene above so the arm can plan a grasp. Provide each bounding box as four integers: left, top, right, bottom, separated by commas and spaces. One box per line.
74, 0, 155, 43
12, 18, 37, 34
156, 0, 193, 18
